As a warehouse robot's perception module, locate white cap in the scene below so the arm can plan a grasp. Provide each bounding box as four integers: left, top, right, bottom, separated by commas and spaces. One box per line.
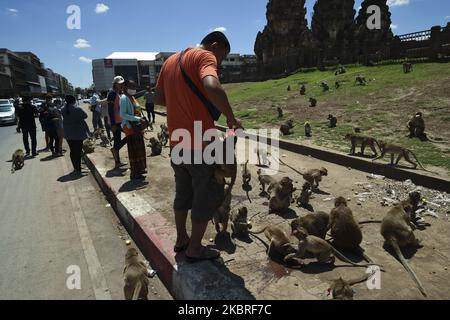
113, 76, 125, 84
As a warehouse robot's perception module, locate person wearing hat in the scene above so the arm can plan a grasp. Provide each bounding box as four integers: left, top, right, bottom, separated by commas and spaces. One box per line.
108, 76, 128, 168
61, 95, 90, 174
17, 96, 39, 157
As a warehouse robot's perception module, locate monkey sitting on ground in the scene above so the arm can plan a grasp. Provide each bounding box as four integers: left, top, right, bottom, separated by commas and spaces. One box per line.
381, 198, 427, 297
249, 226, 297, 263
230, 207, 252, 238
345, 133, 380, 157
82, 138, 95, 154
11, 149, 25, 173
321, 82, 330, 92
269, 177, 296, 214
328, 269, 377, 300
255, 148, 271, 167
304, 122, 312, 137
373, 141, 429, 171
148, 137, 162, 156
299, 85, 306, 95
328, 114, 337, 128
355, 75, 367, 86
280, 119, 295, 136
92, 128, 104, 140
309, 97, 317, 108
403, 62, 413, 74
100, 131, 112, 148
288, 228, 378, 268
329, 197, 374, 263
157, 124, 169, 146
291, 211, 330, 239
123, 247, 149, 300
296, 182, 313, 209
212, 185, 232, 233
277, 106, 283, 119
302, 168, 328, 191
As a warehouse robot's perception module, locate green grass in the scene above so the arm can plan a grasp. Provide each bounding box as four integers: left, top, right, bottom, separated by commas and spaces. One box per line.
221, 62, 450, 173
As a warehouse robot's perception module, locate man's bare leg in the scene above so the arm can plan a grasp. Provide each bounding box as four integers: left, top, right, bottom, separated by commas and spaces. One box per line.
175, 209, 190, 248
185, 219, 209, 257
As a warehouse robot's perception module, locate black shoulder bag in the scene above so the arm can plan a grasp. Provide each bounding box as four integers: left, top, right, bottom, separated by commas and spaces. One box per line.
178, 50, 222, 121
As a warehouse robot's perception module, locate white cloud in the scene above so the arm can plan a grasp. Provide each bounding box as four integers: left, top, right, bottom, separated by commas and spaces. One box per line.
74, 39, 91, 49
387, 0, 410, 7
211, 27, 227, 33
6, 8, 18, 16
446, 16, 450, 20
79, 56, 92, 64
95, 3, 109, 14
391, 24, 398, 29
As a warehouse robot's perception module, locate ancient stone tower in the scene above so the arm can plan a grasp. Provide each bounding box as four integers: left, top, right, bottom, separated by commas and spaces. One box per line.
311, 0, 356, 65
254, 0, 315, 77
354, 0, 394, 64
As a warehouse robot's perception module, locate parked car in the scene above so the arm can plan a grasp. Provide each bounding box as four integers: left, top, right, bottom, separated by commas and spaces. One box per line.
0, 99, 17, 125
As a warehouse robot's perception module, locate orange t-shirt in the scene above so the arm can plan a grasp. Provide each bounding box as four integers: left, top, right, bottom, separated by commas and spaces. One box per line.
156, 48, 219, 149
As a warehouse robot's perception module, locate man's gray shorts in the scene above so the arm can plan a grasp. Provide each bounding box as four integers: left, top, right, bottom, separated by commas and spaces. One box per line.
171, 161, 224, 222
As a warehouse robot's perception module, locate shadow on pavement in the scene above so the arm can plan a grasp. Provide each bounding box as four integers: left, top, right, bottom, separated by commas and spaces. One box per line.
57, 171, 88, 183
119, 180, 149, 192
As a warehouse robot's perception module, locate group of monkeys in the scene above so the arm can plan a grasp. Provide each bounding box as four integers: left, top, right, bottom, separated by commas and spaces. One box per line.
210, 149, 429, 298
147, 124, 169, 156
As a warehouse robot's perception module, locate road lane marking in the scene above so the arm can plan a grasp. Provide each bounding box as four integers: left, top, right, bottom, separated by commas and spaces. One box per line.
60, 157, 112, 300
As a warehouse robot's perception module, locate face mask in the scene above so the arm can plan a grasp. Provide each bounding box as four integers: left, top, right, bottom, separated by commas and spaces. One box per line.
127, 89, 136, 95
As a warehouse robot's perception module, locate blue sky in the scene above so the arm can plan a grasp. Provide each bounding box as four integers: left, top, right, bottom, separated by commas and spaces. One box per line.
1, 0, 449, 88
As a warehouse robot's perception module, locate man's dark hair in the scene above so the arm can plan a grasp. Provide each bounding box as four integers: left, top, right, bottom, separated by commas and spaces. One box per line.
22, 96, 31, 103
200, 31, 231, 53
65, 95, 76, 105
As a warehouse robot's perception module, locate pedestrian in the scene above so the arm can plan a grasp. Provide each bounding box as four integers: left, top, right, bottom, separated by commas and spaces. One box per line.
39, 94, 53, 150
47, 104, 62, 156
120, 80, 148, 180
61, 95, 90, 174
17, 96, 39, 157
108, 76, 128, 168
53, 98, 65, 155
144, 86, 155, 124
100, 91, 112, 140
89, 91, 104, 130
154, 31, 241, 263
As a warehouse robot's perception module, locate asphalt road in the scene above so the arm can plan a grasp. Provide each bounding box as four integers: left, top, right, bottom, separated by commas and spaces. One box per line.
0, 122, 172, 300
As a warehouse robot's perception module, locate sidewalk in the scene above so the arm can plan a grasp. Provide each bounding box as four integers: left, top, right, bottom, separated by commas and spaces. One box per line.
85, 114, 450, 300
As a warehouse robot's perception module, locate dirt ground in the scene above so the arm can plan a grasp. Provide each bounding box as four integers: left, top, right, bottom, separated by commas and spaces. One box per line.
92, 114, 450, 300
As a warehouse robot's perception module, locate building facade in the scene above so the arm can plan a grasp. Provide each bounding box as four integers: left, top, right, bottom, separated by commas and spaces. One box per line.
92, 51, 259, 91
0, 49, 73, 98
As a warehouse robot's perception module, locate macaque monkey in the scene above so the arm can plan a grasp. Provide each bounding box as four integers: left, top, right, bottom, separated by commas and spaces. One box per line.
277, 107, 283, 119
335, 81, 340, 89
255, 148, 271, 167
280, 119, 295, 136
329, 197, 375, 263
373, 141, 429, 171
291, 211, 330, 239
403, 62, 413, 74
302, 168, 328, 191
257, 169, 277, 196
11, 149, 25, 173
296, 182, 313, 208
289, 228, 378, 268
213, 185, 232, 233
304, 122, 312, 137
381, 199, 427, 297
328, 114, 337, 128
355, 75, 366, 85
321, 82, 330, 92
242, 160, 252, 203
157, 124, 169, 146
269, 177, 296, 213
250, 226, 297, 262
230, 207, 252, 237
100, 132, 112, 148
328, 269, 377, 300
309, 97, 317, 108
148, 137, 162, 156
123, 248, 149, 300
287, 85, 291, 91
83, 138, 95, 154
345, 134, 380, 157
300, 85, 306, 95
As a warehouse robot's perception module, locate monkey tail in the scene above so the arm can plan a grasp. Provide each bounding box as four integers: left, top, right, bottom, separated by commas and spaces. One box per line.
277, 158, 305, 177
409, 150, 433, 173
11, 159, 15, 174
389, 238, 427, 297
249, 226, 268, 235
359, 220, 383, 225
331, 246, 379, 269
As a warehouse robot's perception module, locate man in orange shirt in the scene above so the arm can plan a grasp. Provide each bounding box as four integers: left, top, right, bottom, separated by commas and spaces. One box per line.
154, 31, 241, 263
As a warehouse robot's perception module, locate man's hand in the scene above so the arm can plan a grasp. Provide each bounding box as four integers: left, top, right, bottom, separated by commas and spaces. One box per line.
227, 117, 243, 130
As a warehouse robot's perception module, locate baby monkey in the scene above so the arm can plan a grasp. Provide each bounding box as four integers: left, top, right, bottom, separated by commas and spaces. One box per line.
296, 182, 313, 208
